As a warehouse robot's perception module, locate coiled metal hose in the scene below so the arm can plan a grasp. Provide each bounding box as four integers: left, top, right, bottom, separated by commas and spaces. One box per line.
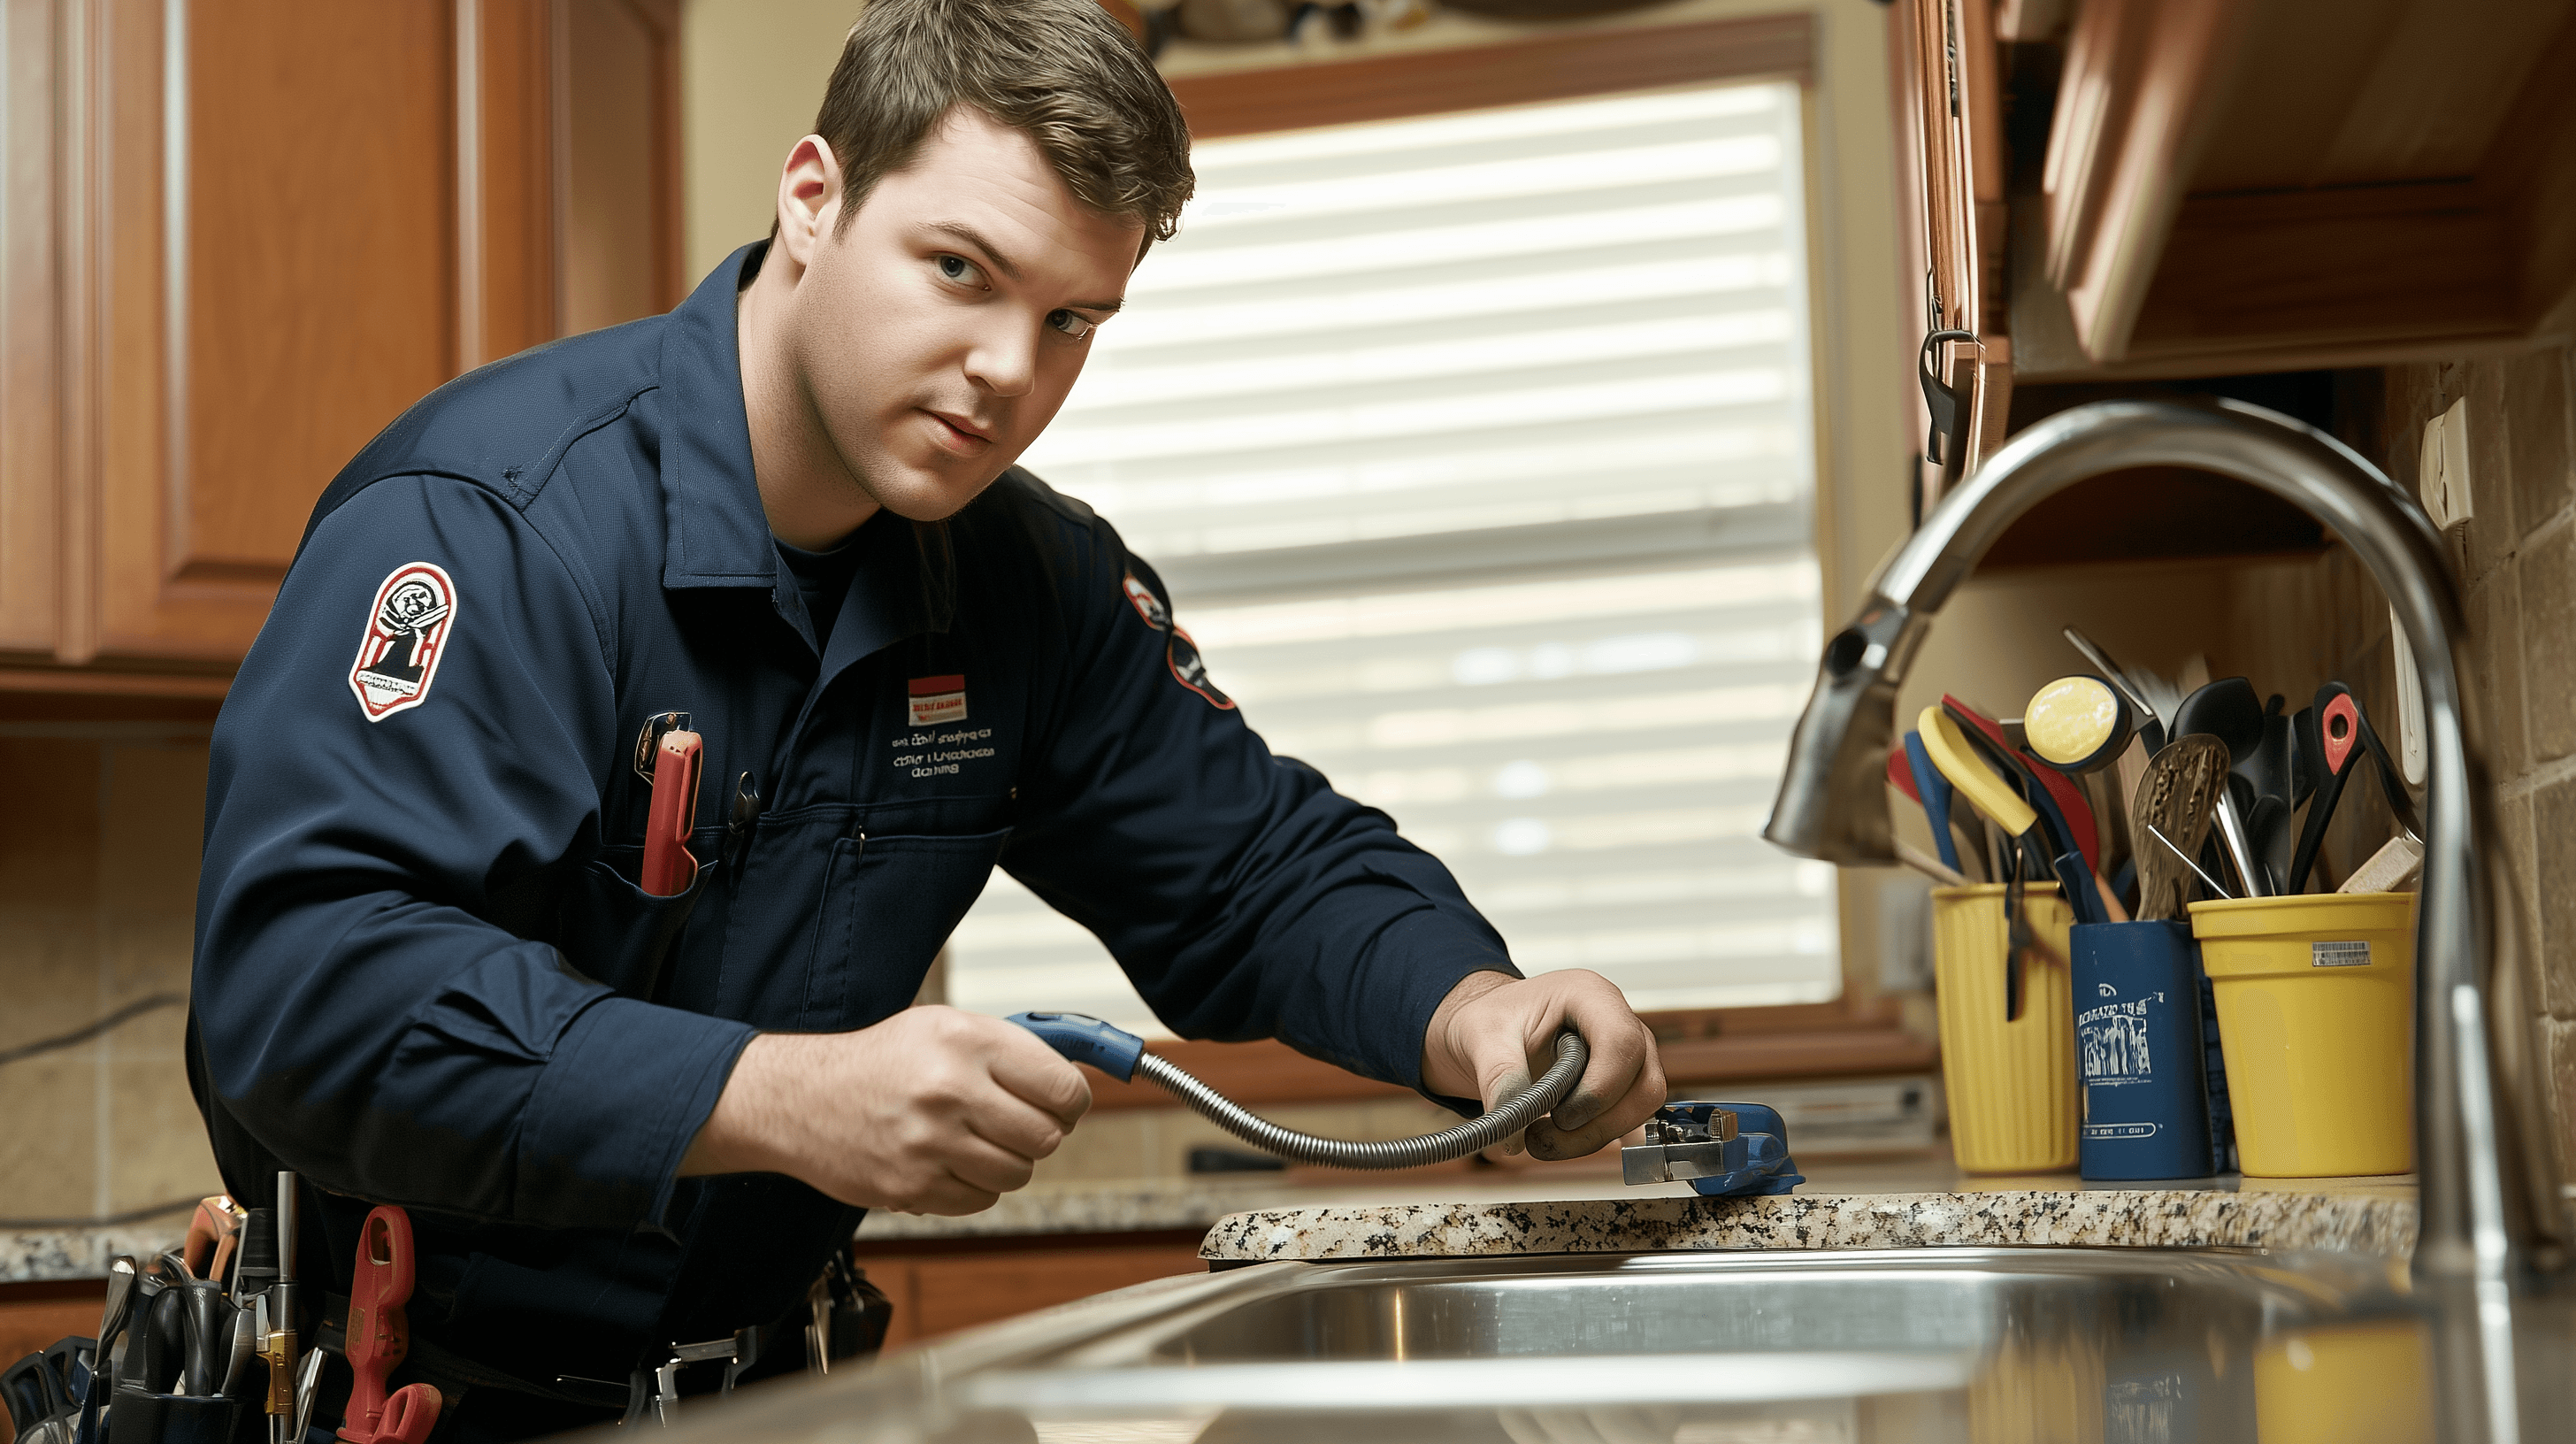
1135, 1030, 1590, 1170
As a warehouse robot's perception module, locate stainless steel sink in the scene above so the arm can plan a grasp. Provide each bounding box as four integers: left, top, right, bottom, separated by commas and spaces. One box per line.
622, 1247, 2576, 1442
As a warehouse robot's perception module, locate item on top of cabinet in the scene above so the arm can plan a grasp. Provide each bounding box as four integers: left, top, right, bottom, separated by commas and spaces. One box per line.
1177, 0, 1289, 42
2023, 674, 2134, 774
2339, 834, 2425, 895
2073, 919, 2214, 1181
1442, 0, 1682, 17
2130, 735, 2230, 923
1621, 1102, 1803, 1196
2189, 891, 2418, 1177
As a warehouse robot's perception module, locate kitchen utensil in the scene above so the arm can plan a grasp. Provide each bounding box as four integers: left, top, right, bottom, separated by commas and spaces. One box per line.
2340, 834, 2425, 894
2024, 675, 2133, 773
2147, 823, 2231, 900
1896, 840, 1969, 887
2130, 736, 2230, 922
2173, 677, 2270, 895
1903, 731, 1965, 873
1887, 744, 1916, 801
1919, 709, 2053, 1009
1945, 695, 2103, 872
1940, 701, 2111, 927
2317, 681, 2422, 837
2288, 687, 2404, 893
2060, 627, 2170, 753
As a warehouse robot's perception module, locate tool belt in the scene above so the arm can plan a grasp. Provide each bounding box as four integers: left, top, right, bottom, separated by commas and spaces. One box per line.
314, 1251, 894, 1435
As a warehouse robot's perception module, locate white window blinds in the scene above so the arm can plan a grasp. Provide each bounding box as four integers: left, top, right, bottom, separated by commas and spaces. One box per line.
947, 80, 1836, 1034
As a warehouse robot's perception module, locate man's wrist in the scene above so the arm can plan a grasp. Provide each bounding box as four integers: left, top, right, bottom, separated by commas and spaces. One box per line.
1421, 969, 1516, 1100
680, 1032, 789, 1178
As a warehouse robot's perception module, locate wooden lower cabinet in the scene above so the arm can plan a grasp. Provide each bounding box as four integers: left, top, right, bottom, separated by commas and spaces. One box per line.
852, 1230, 1215, 1351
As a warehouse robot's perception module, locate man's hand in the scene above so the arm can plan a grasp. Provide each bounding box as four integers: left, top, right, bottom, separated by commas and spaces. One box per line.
679, 1006, 1090, 1214
1421, 971, 1664, 1160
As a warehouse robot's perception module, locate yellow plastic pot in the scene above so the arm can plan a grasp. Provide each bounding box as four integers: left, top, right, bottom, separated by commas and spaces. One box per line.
1932, 883, 2078, 1174
2189, 891, 2417, 1178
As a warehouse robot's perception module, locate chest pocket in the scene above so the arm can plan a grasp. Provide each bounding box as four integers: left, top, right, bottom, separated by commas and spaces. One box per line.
797, 826, 1012, 1031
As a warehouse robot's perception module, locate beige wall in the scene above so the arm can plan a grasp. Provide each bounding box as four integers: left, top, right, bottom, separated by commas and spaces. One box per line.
679, 0, 858, 287
2334, 349, 2576, 1189
0, 732, 220, 1224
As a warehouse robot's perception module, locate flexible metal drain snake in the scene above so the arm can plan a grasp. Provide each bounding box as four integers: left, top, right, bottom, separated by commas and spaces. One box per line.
1012, 1011, 1586, 1170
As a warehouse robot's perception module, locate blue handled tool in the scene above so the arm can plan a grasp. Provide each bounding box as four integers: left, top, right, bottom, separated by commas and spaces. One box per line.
1620, 1102, 1804, 1197
1008, 1011, 1146, 1082
1903, 731, 1961, 873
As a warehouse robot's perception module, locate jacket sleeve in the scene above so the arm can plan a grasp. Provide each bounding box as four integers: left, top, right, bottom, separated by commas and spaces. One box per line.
193, 473, 754, 1230
998, 508, 1519, 1098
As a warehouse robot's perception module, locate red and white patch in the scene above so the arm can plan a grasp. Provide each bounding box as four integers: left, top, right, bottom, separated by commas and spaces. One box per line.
1121, 571, 1170, 632
349, 562, 458, 721
908, 674, 967, 726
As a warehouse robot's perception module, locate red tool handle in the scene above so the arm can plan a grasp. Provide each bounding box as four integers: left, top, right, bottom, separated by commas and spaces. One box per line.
371, 1384, 441, 1444
1887, 745, 1920, 803
2320, 693, 2360, 778
339, 1206, 417, 1444
640, 730, 703, 896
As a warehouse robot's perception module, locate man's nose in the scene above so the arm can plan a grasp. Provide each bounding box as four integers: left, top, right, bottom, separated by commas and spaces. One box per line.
963, 315, 1037, 398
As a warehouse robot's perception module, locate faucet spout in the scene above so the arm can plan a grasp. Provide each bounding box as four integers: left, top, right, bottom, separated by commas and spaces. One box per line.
1765, 399, 2563, 1313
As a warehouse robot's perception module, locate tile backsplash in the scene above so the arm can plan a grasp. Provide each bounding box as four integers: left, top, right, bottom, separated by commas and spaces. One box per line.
0, 730, 221, 1226
2329, 347, 2576, 1190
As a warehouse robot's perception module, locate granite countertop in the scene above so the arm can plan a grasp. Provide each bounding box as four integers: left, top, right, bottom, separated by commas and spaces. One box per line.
1197, 1183, 2420, 1264
11, 1168, 2418, 1282
4, 1225, 184, 1287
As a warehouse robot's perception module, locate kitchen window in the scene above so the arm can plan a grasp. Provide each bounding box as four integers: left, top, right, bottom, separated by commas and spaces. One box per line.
948, 77, 1833, 1035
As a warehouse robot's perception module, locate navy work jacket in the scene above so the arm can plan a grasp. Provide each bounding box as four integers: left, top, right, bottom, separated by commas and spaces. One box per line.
188, 242, 1515, 1398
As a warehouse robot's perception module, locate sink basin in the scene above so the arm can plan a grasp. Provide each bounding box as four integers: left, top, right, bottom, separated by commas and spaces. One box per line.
631, 1248, 2576, 1443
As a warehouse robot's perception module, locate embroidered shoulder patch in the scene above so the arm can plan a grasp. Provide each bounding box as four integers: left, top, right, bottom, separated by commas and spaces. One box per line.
1121, 570, 1171, 631
1168, 627, 1233, 710
349, 562, 457, 721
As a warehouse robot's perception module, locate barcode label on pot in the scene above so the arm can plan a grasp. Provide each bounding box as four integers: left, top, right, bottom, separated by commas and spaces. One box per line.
2312, 941, 2372, 968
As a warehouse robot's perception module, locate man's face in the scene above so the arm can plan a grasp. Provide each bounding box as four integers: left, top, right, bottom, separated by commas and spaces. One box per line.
784, 107, 1143, 523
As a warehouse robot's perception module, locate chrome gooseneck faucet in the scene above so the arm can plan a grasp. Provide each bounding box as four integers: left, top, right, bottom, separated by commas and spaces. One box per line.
1761, 398, 2566, 1440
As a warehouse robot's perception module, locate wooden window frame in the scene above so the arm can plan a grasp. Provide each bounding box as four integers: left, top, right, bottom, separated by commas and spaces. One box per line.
1085, 13, 1935, 1111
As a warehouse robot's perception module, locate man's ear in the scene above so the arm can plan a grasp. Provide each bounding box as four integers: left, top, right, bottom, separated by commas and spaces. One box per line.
775, 135, 842, 271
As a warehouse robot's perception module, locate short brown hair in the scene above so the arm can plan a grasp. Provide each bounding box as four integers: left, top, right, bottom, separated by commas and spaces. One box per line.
810, 0, 1194, 250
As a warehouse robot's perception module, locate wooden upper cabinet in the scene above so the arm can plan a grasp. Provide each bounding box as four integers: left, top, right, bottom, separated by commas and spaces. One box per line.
2005, 0, 2576, 379
0, 0, 678, 690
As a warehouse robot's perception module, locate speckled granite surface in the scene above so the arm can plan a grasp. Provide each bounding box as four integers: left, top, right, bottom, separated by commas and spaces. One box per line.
4, 1227, 182, 1285
1199, 1188, 2420, 1264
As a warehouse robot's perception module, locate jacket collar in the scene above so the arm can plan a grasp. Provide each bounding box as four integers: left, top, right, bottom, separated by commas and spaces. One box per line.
656, 242, 950, 663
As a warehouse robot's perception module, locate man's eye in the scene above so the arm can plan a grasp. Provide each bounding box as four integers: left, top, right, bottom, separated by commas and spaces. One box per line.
1046, 310, 1096, 340
936, 255, 980, 285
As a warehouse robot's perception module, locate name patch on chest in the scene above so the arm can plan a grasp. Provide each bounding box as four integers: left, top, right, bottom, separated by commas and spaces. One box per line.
908, 673, 967, 726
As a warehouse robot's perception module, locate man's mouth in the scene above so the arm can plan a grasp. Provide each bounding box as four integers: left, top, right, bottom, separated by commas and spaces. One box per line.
924, 410, 995, 454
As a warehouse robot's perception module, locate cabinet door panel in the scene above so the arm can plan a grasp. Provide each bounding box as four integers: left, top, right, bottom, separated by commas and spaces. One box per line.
181, 1, 456, 582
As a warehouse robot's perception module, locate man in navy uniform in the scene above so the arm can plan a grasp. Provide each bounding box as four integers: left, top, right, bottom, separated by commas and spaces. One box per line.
190, 1, 1666, 1434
